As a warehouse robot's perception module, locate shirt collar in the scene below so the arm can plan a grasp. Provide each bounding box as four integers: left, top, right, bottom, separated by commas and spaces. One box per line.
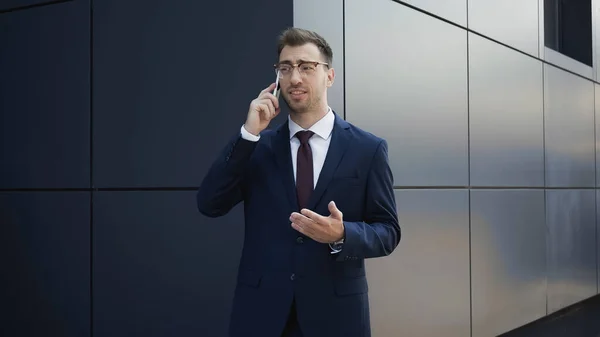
288, 107, 334, 141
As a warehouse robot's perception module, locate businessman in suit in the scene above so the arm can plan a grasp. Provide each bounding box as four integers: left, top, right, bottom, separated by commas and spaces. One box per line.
197, 27, 401, 337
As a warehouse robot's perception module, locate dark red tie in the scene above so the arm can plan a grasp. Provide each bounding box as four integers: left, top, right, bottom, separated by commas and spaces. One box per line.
295, 130, 314, 210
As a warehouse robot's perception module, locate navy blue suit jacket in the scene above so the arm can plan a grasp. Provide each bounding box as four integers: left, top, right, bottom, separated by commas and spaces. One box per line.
197, 112, 401, 337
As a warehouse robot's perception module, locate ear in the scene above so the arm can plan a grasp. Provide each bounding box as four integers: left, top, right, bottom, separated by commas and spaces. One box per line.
326, 68, 335, 87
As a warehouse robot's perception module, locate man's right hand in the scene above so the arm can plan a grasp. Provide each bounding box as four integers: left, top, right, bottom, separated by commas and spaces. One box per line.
244, 83, 280, 136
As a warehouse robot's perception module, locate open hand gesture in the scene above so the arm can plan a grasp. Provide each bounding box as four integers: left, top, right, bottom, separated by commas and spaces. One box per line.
290, 201, 345, 243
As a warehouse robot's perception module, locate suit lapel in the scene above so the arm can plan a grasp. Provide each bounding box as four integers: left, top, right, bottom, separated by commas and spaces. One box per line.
306, 114, 351, 210
272, 120, 298, 210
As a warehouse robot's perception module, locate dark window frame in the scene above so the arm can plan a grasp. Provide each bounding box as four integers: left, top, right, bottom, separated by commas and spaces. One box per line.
544, 0, 593, 67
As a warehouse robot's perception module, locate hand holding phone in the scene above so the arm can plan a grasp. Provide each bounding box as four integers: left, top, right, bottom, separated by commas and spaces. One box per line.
244, 75, 281, 136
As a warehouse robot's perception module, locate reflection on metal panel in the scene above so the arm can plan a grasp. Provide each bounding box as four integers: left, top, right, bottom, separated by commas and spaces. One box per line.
293, 0, 343, 114
469, 33, 544, 187
596, 84, 600, 187
367, 190, 470, 337
399, 0, 467, 26
471, 190, 546, 336
546, 190, 597, 313
345, 0, 469, 186
468, 0, 539, 56
544, 64, 595, 187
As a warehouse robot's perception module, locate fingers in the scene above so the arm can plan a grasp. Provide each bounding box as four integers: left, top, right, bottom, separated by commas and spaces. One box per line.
257, 103, 276, 121
264, 93, 280, 110
290, 212, 316, 226
290, 211, 324, 235
300, 208, 327, 224
258, 93, 280, 119
258, 83, 280, 108
290, 213, 319, 239
291, 221, 312, 237
259, 83, 276, 96
258, 93, 280, 111
328, 201, 343, 220
263, 99, 276, 117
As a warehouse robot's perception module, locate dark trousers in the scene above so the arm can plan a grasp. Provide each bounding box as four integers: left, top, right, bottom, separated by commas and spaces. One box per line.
281, 298, 303, 337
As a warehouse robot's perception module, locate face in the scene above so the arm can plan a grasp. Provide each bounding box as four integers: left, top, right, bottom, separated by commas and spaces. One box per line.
277, 43, 335, 114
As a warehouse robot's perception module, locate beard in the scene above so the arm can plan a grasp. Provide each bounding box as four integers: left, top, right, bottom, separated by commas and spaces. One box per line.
282, 90, 317, 114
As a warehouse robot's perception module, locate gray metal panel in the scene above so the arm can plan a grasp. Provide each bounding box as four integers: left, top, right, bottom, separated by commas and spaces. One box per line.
468, 0, 539, 57
469, 33, 544, 187
597, 84, 600, 187
345, 0, 469, 186
596, 0, 600, 82
366, 190, 470, 337
399, 0, 467, 26
293, 0, 343, 115
544, 64, 595, 187
546, 190, 597, 313
471, 190, 546, 336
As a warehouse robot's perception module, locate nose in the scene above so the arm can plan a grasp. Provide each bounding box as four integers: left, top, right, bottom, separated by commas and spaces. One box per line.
290, 67, 302, 85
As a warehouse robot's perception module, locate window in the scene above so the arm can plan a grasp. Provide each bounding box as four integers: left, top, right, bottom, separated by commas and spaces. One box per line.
544, 0, 592, 67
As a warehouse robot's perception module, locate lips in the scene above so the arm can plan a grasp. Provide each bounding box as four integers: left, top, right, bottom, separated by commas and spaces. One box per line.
289, 88, 307, 99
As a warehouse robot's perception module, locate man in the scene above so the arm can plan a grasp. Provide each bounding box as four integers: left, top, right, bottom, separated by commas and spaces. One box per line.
197, 27, 401, 337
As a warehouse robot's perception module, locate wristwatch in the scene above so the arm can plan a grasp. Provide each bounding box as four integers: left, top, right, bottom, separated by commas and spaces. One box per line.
330, 238, 344, 251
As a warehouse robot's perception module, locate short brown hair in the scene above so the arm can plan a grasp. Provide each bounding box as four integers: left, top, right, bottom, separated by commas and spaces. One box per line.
277, 27, 333, 66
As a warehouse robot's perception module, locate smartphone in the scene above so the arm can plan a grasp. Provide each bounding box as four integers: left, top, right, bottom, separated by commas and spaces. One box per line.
273, 70, 281, 99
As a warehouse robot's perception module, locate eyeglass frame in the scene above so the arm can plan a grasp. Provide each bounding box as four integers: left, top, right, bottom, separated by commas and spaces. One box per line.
273, 60, 330, 78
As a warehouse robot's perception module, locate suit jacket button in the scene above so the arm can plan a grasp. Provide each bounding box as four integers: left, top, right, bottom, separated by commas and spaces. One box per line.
296, 237, 303, 244
290, 273, 296, 281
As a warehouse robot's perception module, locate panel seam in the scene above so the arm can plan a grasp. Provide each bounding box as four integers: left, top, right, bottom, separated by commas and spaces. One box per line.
465, 2, 473, 331
89, 0, 94, 335
342, 0, 346, 120
0, 0, 71, 14
3, 186, 600, 192
593, 0, 599, 298
542, 45, 549, 316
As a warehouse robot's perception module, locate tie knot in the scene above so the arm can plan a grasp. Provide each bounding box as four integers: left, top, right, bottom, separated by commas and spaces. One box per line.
296, 130, 314, 144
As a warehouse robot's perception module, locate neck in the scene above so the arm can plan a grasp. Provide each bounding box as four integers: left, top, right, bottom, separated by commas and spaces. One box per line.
289, 104, 329, 129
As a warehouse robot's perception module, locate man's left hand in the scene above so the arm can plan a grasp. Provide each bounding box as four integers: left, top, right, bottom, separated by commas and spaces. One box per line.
290, 201, 345, 243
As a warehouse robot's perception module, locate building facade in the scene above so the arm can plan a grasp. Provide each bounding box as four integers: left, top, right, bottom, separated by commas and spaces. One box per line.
1, 0, 598, 336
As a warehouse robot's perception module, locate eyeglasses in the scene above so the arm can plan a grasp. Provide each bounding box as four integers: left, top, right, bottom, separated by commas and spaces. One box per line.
274, 61, 329, 78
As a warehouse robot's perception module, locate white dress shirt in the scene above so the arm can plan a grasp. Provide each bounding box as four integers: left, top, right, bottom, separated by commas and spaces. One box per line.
240, 107, 334, 186
239, 108, 342, 253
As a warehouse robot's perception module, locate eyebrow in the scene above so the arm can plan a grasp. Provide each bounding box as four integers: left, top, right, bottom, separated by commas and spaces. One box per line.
278, 59, 313, 64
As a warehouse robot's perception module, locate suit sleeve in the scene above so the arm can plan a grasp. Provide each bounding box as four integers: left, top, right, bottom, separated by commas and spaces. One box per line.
196, 128, 258, 217
335, 139, 401, 261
